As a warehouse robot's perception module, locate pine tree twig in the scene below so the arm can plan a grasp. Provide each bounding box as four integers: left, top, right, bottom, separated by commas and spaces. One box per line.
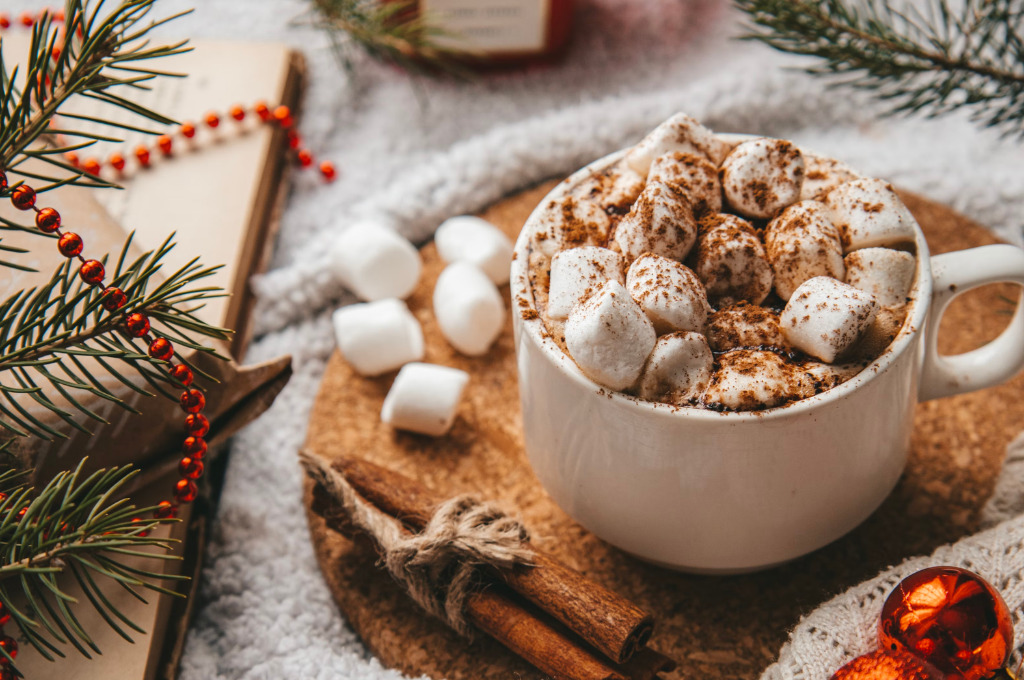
734, 0, 1024, 136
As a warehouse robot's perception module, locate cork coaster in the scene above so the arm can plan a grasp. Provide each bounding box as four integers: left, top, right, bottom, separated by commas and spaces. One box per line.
302, 182, 1023, 680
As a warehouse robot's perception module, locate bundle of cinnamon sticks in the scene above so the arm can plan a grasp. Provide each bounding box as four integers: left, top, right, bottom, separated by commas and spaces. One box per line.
303, 451, 676, 680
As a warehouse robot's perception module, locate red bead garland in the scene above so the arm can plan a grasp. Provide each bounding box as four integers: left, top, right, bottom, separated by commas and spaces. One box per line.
57, 232, 83, 257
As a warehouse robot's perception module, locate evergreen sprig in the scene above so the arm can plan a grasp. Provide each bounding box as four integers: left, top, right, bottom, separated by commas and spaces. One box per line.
0, 234, 229, 440
735, 0, 1024, 136
0, 461, 181, 670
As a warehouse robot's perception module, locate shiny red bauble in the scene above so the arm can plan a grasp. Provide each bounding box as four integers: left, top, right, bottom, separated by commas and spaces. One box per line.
79, 259, 105, 284
169, 363, 194, 386
58, 232, 83, 257
879, 567, 1013, 680
179, 456, 204, 480
124, 312, 150, 337
35, 206, 61, 232
183, 435, 207, 458
101, 286, 127, 311
184, 413, 209, 437
148, 337, 174, 361
179, 388, 205, 414
10, 184, 35, 210
174, 479, 197, 503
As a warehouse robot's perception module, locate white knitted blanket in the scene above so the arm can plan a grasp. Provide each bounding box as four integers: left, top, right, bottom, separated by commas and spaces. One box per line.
19, 0, 1024, 678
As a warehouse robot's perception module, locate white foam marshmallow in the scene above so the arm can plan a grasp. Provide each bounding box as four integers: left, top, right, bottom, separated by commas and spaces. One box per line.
433, 262, 506, 356
626, 254, 710, 334
765, 200, 846, 300
637, 332, 713, 402
720, 138, 805, 219
647, 152, 722, 214
705, 304, 786, 352
703, 350, 814, 411
781, 277, 880, 363
695, 214, 774, 306
625, 113, 731, 177
547, 246, 625, 320
614, 181, 698, 263
333, 220, 422, 301
381, 362, 469, 436
826, 178, 917, 252
435, 215, 514, 285
844, 247, 916, 307
565, 280, 656, 391
800, 157, 857, 202
332, 299, 424, 376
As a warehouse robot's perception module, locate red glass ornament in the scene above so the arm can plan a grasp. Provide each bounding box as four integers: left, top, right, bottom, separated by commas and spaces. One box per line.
180, 388, 205, 414
254, 101, 271, 121
0, 14, 9, 30
130, 517, 150, 537
205, 112, 220, 128
0, 600, 10, 627
154, 500, 177, 519
179, 456, 204, 480
831, 650, 945, 680
184, 413, 209, 437
0, 171, 7, 191
148, 337, 174, 361
79, 259, 105, 285
19, 11, 33, 27
11, 184, 36, 210
125, 312, 150, 337
157, 134, 173, 154
101, 286, 127, 311
174, 479, 198, 503
169, 363, 194, 386
135, 145, 151, 167
58, 232, 83, 257
83, 157, 101, 176
0, 635, 16, 662
65, 151, 80, 167
181, 122, 196, 139
15, 507, 26, 520
109, 152, 125, 171
297, 149, 313, 167
273, 105, 293, 128
879, 567, 1013, 680
183, 435, 207, 458
320, 161, 337, 181
230, 105, 245, 121
35, 206, 61, 233
287, 130, 300, 149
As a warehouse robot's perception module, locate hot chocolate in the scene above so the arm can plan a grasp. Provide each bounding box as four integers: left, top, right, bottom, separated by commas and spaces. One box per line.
524, 114, 917, 411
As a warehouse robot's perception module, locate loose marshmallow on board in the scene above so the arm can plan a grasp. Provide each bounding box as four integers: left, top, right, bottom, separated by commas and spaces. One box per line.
720, 138, 805, 220
565, 280, 656, 391
844, 247, 916, 307
765, 200, 846, 300
332, 298, 424, 376
625, 113, 731, 177
433, 262, 506, 356
435, 215, 514, 285
625, 253, 710, 334
825, 178, 917, 252
781, 277, 880, 363
333, 220, 422, 301
695, 214, 774, 306
647, 152, 723, 215
614, 181, 698, 263
705, 303, 786, 352
381, 363, 469, 436
548, 246, 626, 320
637, 332, 713, 402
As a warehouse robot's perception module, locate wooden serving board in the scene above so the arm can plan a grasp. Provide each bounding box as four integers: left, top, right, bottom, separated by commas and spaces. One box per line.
303, 182, 1023, 680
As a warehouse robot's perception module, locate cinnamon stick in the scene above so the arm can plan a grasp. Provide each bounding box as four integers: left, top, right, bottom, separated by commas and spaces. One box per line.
327, 453, 655, 664
310, 481, 629, 680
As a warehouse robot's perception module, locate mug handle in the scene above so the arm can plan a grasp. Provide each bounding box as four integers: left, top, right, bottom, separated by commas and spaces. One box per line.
919, 244, 1024, 401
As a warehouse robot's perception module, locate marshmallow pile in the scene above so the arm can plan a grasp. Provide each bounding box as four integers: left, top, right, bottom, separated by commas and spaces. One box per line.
530, 114, 919, 410
331, 215, 513, 435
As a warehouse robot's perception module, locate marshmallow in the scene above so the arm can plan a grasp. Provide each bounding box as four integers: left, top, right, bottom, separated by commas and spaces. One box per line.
614, 181, 698, 263
695, 214, 774, 306
435, 215, 514, 285
381, 363, 469, 436
596, 162, 646, 213
530, 188, 611, 258
547, 246, 625, 320
637, 332, 713, 403
765, 200, 846, 300
332, 299, 424, 376
333, 221, 422, 301
844, 247, 916, 307
705, 303, 786, 352
625, 113, 731, 176
825, 178, 917, 252
800, 156, 857, 202
720, 138, 805, 219
781, 277, 880, 363
844, 304, 909, 362
433, 262, 506, 356
702, 349, 815, 411
565, 280, 656, 391
648, 152, 722, 214
625, 254, 710, 334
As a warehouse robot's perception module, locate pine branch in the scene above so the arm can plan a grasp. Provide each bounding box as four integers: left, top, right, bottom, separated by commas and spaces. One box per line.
0, 234, 230, 440
735, 0, 1024, 136
0, 461, 181, 668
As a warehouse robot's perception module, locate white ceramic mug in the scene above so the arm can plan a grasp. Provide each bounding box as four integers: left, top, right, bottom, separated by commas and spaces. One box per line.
510, 144, 1024, 573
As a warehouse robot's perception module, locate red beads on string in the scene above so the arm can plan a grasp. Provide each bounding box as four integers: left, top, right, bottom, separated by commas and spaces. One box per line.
154, 500, 177, 519
101, 286, 127, 311
184, 413, 209, 437
180, 122, 196, 139
148, 337, 174, 361
180, 389, 205, 414
230, 105, 245, 121
36, 206, 60, 232
0, 635, 16, 663
174, 479, 198, 503
273, 105, 293, 128
0, 601, 9, 627
109, 152, 125, 171
320, 161, 337, 182
157, 134, 173, 155
254, 101, 271, 121
179, 456, 204, 480
57, 232, 83, 257
135, 145, 151, 167
297, 149, 313, 167
183, 435, 207, 458
879, 567, 1013, 680
169, 363, 194, 386
11, 184, 35, 210
204, 112, 220, 129
79, 260, 105, 285
124, 312, 150, 337
83, 157, 101, 176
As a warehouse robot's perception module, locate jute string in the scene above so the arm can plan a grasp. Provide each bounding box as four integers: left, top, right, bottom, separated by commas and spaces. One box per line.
299, 451, 534, 637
